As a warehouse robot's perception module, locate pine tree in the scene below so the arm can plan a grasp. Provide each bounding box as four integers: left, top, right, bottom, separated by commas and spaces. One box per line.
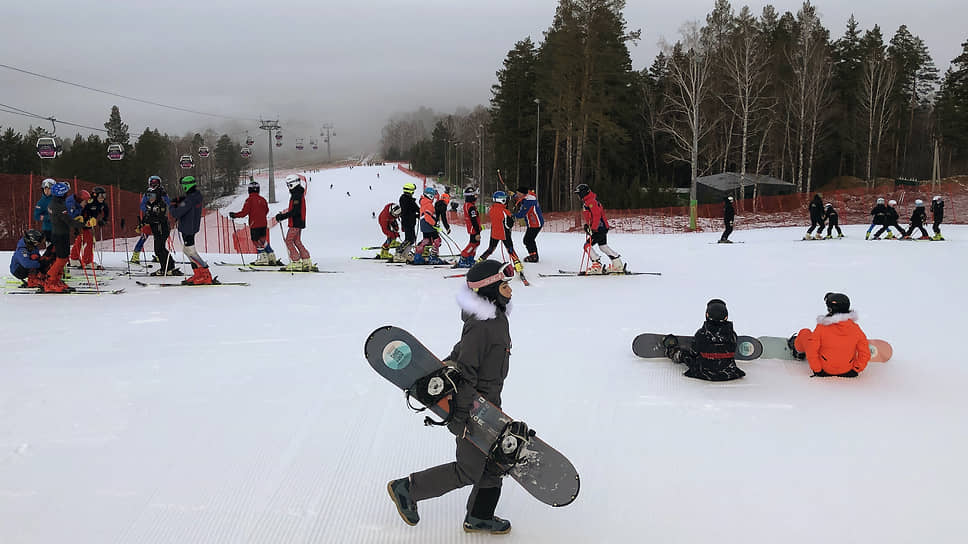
104, 106, 130, 148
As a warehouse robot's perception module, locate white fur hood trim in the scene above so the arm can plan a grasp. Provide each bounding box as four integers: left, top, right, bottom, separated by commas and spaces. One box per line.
456, 283, 511, 320
816, 310, 859, 326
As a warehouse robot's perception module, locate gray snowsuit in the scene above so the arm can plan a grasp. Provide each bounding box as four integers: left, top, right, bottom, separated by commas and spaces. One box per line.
408, 285, 511, 511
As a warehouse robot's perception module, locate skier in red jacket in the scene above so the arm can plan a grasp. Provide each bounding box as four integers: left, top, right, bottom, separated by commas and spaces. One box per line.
477, 191, 522, 271
577, 184, 627, 274
229, 180, 278, 265
454, 187, 482, 268
377, 202, 402, 259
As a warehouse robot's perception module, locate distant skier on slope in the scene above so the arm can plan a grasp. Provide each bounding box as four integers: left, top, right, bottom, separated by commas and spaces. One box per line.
513, 186, 544, 261
871, 200, 904, 240
411, 187, 447, 265
789, 292, 870, 377
930, 195, 945, 240
577, 183, 626, 274
719, 195, 734, 243
804, 193, 825, 240
661, 299, 746, 381
476, 191, 522, 272
902, 199, 929, 239
866, 197, 887, 240
387, 259, 516, 535
823, 202, 843, 238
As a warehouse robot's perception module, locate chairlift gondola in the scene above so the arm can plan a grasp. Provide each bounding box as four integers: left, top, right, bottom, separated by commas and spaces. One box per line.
245, 136, 255, 147
274, 131, 283, 142
311, 140, 318, 151
295, 138, 304, 151
179, 154, 195, 169
36, 137, 61, 159
240, 147, 251, 159
275, 140, 282, 148
198, 146, 210, 158
106, 143, 124, 161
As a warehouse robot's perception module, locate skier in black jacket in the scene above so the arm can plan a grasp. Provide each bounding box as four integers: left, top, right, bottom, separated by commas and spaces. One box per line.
902, 199, 929, 239
719, 195, 735, 243
395, 182, 419, 262
866, 198, 887, 239
931, 196, 945, 240
387, 260, 515, 535
804, 194, 825, 240
661, 299, 745, 381
872, 200, 904, 240
824, 202, 843, 238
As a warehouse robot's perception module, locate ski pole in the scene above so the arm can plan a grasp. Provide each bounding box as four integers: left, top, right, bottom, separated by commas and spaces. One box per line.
278, 222, 288, 267
97, 225, 104, 266
121, 218, 130, 276
229, 219, 246, 266
89, 227, 101, 292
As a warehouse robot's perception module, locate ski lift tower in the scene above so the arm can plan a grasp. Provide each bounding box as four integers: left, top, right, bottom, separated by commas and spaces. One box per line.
259, 119, 281, 203
320, 123, 335, 162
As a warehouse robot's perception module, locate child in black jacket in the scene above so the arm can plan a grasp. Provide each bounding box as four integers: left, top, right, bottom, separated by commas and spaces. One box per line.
662, 299, 746, 381
902, 200, 929, 239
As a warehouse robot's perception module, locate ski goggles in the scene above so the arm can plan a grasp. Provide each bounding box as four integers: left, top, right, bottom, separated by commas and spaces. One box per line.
467, 262, 515, 290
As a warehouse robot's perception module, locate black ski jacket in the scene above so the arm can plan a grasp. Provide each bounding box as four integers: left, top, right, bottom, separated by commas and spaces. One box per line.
910, 207, 926, 227
809, 197, 824, 221
870, 204, 888, 225
684, 320, 745, 381
434, 199, 450, 231
48, 196, 73, 236
399, 193, 418, 227
885, 206, 900, 225
723, 200, 735, 222
824, 206, 839, 224
932, 200, 944, 222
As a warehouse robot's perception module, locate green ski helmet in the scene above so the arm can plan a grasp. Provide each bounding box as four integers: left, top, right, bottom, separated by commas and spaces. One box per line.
180, 175, 197, 191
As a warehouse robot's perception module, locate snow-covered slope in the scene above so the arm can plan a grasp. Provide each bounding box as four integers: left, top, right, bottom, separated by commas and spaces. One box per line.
1, 164, 965, 543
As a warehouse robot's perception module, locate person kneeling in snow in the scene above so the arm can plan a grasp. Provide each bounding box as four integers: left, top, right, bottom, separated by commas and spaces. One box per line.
662, 299, 746, 381
789, 293, 870, 377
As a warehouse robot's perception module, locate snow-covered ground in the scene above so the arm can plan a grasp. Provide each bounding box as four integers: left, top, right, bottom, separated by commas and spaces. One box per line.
1, 164, 965, 543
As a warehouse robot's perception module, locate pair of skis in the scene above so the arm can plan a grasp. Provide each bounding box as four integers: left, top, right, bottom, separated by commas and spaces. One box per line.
539, 269, 661, 278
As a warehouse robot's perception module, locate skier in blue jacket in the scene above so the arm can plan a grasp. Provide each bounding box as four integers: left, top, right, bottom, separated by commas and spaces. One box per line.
169, 175, 212, 285
33, 178, 55, 245
513, 186, 544, 262
9, 230, 47, 287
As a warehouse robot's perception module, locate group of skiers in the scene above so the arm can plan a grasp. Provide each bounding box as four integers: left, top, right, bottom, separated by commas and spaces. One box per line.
718, 192, 947, 242
376, 181, 631, 275
227, 173, 315, 271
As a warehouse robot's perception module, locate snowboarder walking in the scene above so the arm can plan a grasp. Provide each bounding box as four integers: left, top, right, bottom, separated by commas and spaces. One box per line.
377, 203, 402, 259
454, 187, 482, 268
395, 182, 419, 262
513, 186, 544, 261
902, 200, 929, 239
931, 196, 945, 240
789, 293, 870, 378
170, 175, 213, 284
387, 259, 515, 535
577, 184, 626, 274
661, 299, 746, 381
804, 194, 825, 240
229, 180, 278, 265
824, 202, 843, 238
477, 191, 522, 271
719, 195, 734, 243
275, 174, 313, 271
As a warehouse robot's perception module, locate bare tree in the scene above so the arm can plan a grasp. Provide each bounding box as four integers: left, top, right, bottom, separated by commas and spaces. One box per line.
859, 54, 897, 184
722, 6, 774, 206
785, 1, 827, 192
658, 25, 715, 229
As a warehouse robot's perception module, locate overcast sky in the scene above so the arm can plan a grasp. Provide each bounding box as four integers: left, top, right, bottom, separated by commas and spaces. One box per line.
1, 0, 964, 154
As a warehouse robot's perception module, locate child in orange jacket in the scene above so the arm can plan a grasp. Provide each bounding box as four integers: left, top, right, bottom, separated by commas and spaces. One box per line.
791, 293, 871, 377
476, 191, 522, 271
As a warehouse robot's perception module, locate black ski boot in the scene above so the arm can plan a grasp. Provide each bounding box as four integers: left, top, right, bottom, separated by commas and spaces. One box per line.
463, 487, 511, 534
661, 334, 679, 360
787, 334, 806, 360
387, 477, 419, 526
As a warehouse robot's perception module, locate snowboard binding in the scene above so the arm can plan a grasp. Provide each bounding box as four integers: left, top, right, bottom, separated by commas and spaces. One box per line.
787, 334, 806, 360
489, 420, 536, 472
405, 365, 463, 427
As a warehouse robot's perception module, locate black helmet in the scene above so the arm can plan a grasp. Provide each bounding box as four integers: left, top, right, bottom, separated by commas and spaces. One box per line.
92, 186, 107, 196
575, 183, 590, 198
705, 299, 728, 321
248, 180, 260, 194
24, 229, 45, 248
824, 292, 851, 315
466, 260, 514, 309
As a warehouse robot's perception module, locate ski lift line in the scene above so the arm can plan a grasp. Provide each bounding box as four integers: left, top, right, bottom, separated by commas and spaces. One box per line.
0, 101, 109, 133
0, 62, 260, 122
